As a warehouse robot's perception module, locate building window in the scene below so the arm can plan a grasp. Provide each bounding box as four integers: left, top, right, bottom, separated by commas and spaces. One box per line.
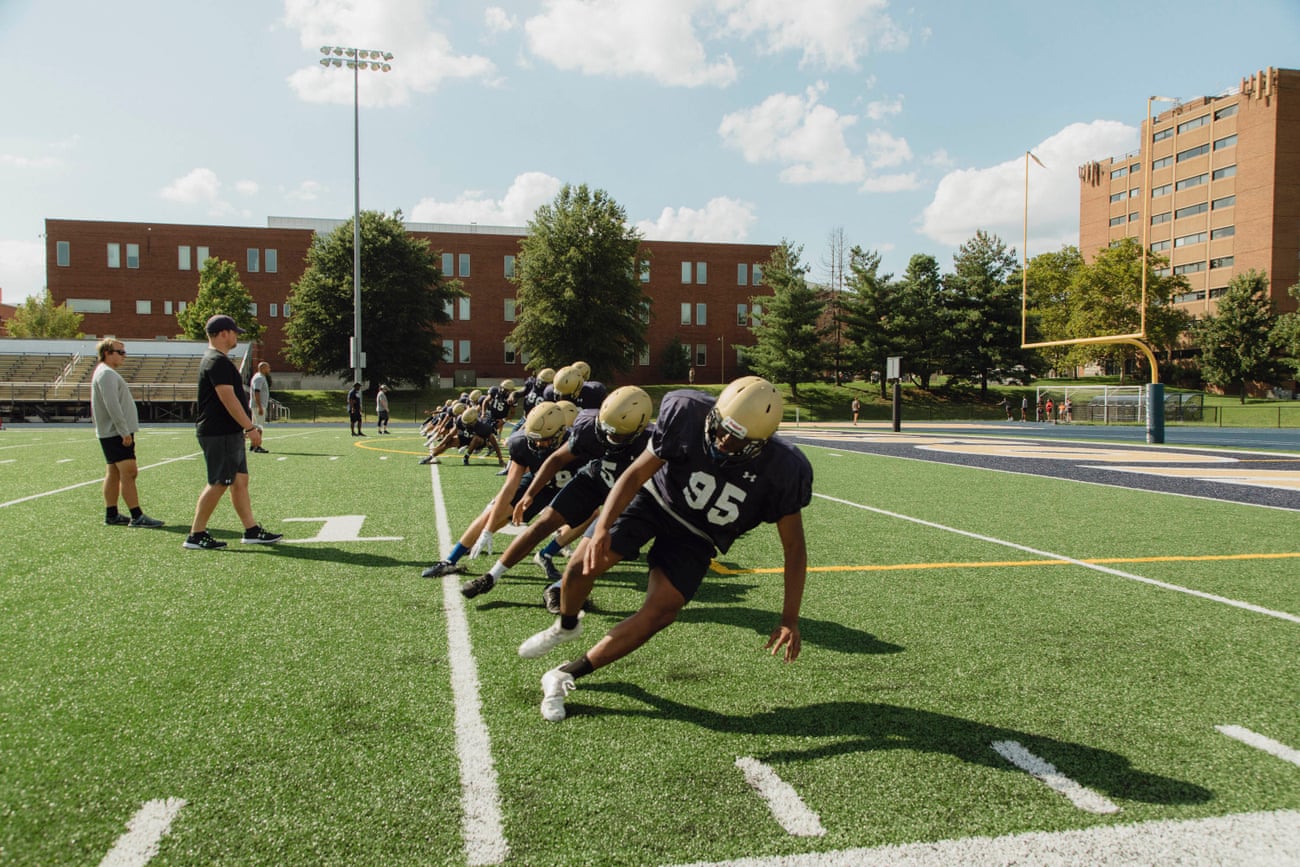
1109, 215, 1127, 227
56, 241, 70, 266
639, 301, 650, 324
164, 300, 173, 315
1131, 188, 1141, 198
695, 303, 707, 326
265, 249, 277, 273
1210, 256, 1234, 269
458, 253, 470, 277
1110, 191, 1127, 203
1211, 226, 1235, 240
752, 264, 763, 285
1213, 134, 1237, 151
639, 347, 650, 366
504, 341, 517, 364
1175, 202, 1209, 219
1214, 104, 1238, 120
247, 303, 257, 317
1173, 290, 1207, 304
737, 263, 748, 285
443, 299, 453, 319
1212, 195, 1235, 210
737, 303, 748, 326
1150, 240, 1171, 252
68, 298, 111, 313
695, 344, 708, 366
639, 262, 650, 283
247, 248, 259, 272
1175, 173, 1207, 191
135, 300, 151, 315
125, 244, 139, 269
1129, 212, 1140, 223
282, 302, 290, 318
178, 245, 191, 270
458, 297, 471, 320
1177, 114, 1210, 134
107, 243, 121, 268
1152, 128, 1173, 143
458, 340, 471, 364
1209, 286, 1228, 299
1173, 261, 1205, 275
1175, 232, 1207, 247
504, 298, 516, 322
681, 261, 692, 284
1212, 165, 1236, 181
442, 339, 453, 363
196, 246, 210, 268
269, 303, 278, 318
1151, 156, 1172, 170
681, 302, 692, 325
1151, 183, 1172, 198
504, 255, 515, 279
1151, 211, 1172, 225
1176, 143, 1209, 162
178, 300, 187, 313
695, 262, 707, 284
1110, 165, 1128, 179
751, 303, 762, 325
442, 253, 453, 275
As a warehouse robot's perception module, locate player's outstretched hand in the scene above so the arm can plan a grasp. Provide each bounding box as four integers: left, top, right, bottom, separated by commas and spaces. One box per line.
765, 624, 801, 662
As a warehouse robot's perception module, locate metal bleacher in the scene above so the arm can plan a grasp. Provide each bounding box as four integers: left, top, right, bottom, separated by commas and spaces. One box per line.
1, 349, 205, 422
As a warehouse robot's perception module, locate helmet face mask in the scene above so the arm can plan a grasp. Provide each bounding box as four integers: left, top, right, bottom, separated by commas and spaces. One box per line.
703, 377, 782, 465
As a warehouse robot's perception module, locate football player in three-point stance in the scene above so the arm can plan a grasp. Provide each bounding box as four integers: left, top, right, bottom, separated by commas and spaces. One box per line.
518, 376, 813, 722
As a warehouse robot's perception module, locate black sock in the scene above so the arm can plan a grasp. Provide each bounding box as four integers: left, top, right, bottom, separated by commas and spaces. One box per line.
129, 507, 143, 519
106, 506, 119, 519
560, 655, 594, 680
559, 614, 580, 631
244, 525, 260, 537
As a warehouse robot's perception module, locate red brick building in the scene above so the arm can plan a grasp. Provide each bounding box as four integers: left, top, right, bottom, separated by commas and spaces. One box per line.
43, 216, 777, 387
1078, 66, 1300, 317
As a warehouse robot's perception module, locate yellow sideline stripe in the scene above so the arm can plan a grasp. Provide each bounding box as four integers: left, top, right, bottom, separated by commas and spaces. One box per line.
712, 550, 1300, 575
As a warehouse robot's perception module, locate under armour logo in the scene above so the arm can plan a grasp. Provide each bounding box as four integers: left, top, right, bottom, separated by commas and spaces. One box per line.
742, 471, 757, 482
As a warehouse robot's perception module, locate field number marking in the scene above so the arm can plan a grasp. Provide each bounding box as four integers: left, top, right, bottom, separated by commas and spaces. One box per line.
991, 741, 1120, 814
280, 515, 402, 543
98, 798, 185, 867
735, 757, 826, 837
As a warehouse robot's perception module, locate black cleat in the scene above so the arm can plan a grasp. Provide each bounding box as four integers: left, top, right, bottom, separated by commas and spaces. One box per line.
460, 572, 497, 599
421, 560, 461, 578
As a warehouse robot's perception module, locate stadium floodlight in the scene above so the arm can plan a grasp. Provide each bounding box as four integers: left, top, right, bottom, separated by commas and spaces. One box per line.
318, 44, 395, 387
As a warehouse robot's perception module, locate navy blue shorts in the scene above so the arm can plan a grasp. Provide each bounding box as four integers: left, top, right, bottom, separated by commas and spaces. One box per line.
99, 435, 136, 465
548, 463, 609, 526
608, 491, 716, 602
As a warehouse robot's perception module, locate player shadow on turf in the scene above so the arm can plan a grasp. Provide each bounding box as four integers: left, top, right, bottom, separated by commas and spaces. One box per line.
578, 685, 1214, 807
238, 544, 418, 569
679, 604, 904, 656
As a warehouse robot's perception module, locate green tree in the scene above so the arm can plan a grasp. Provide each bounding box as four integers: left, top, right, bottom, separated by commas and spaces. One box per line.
509, 184, 649, 382
890, 254, 946, 390
4, 290, 84, 338
283, 211, 459, 390
1192, 270, 1289, 402
837, 246, 899, 398
744, 241, 827, 400
177, 258, 265, 342
661, 335, 691, 381
1275, 281, 1300, 381
944, 230, 1041, 396
1023, 246, 1084, 374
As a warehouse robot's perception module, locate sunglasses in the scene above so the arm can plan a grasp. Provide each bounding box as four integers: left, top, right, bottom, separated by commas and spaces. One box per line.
108, 348, 127, 355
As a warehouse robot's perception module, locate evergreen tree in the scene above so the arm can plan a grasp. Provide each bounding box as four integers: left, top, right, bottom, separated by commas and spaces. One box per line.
4, 290, 84, 338
177, 258, 265, 342
745, 241, 827, 400
282, 211, 460, 390
661, 335, 691, 381
509, 184, 649, 382
1275, 281, 1300, 383
889, 254, 946, 390
837, 246, 899, 398
1192, 270, 1289, 402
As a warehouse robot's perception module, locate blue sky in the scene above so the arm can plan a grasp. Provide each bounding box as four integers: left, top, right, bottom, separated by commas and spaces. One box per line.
2, 0, 1298, 306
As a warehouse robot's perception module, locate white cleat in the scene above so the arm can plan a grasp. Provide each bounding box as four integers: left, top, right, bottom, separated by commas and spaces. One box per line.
518, 618, 583, 659
540, 668, 576, 722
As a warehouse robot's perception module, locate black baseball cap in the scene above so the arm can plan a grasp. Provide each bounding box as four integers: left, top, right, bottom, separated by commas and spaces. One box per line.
205, 314, 245, 336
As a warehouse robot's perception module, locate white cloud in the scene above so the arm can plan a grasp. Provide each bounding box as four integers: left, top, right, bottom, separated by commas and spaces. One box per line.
283, 0, 497, 107
718, 83, 867, 184
408, 171, 564, 226
634, 197, 757, 241
287, 180, 327, 202
235, 180, 260, 196
524, 0, 737, 87
864, 96, 903, 121
0, 239, 46, 305
0, 153, 62, 170
865, 130, 910, 168
484, 7, 517, 34
859, 172, 917, 193
918, 120, 1136, 250
160, 168, 222, 204
717, 0, 908, 69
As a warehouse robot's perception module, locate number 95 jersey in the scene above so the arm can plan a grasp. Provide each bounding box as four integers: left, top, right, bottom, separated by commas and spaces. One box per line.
647, 390, 812, 554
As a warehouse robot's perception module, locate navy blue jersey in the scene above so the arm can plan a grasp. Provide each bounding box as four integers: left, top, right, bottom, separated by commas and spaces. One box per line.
484, 392, 510, 423
542, 380, 606, 409
646, 390, 812, 554
465, 417, 495, 440
506, 429, 580, 490
566, 408, 656, 488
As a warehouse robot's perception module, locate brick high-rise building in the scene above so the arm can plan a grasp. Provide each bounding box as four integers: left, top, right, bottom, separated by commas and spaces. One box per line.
1079, 66, 1299, 317
42, 217, 777, 387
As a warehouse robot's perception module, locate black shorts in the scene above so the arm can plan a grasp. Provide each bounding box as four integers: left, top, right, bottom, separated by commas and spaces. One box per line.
99, 435, 136, 465
608, 491, 716, 602
548, 463, 609, 526
509, 472, 558, 523
197, 433, 248, 486
377, 410, 390, 423
349, 410, 362, 422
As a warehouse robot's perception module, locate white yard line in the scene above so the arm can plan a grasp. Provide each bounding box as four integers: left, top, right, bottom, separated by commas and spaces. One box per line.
434, 463, 509, 865
990, 740, 1120, 814
670, 809, 1300, 867
814, 493, 1300, 625
734, 757, 825, 837
98, 798, 186, 867
1217, 725, 1300, 767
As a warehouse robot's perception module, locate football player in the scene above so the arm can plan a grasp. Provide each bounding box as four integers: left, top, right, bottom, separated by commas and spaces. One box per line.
517, 376, 812, 721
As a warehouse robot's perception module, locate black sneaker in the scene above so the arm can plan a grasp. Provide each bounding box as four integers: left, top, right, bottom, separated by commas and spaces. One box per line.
128, 514, 164, 528
104, 514, 131, 526
533, 550, 563, 584
241, 525, 284, 544
543, 584, 561, 614
461, 572, 497, 599
421, 560, 461, 578
183, 531, 227, 550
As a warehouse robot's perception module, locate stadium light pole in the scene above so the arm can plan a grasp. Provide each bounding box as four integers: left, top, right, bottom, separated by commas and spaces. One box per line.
319, 44, 394, 387
1140, 95, 1178, 337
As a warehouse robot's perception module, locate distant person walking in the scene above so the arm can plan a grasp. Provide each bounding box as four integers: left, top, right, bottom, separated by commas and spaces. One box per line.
1000, 397, 1012, 420
851, 397, 861, 425
376, 385, 391, 434
248, 361, 270, 453
183, 315, 282, 550
90, 338, 163, 528
348, 383, 365, 436
1020, 395, 1028, 421
1045, 397, 1055, 424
